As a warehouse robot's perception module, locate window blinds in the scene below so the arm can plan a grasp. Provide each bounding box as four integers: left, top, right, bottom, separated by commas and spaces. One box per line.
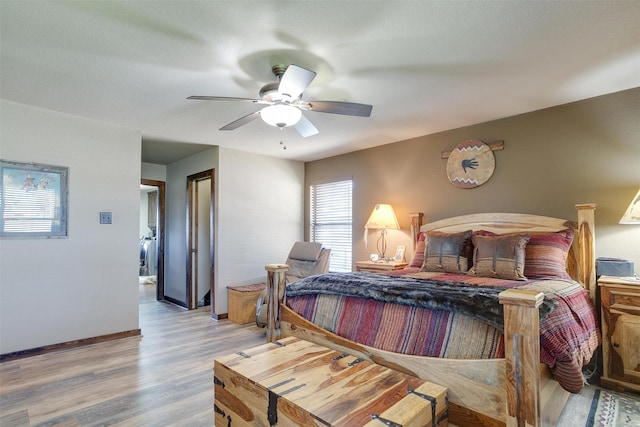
310, 179, 352, 272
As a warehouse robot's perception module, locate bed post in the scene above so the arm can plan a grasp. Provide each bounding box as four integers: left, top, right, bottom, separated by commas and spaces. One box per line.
265, 264, 289, 342
499, 289, 545, 427
575, 204, 596, 302
409, 212, 424, 251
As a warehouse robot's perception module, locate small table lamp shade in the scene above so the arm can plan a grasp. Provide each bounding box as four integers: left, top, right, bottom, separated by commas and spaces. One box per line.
365, 204, 400, 230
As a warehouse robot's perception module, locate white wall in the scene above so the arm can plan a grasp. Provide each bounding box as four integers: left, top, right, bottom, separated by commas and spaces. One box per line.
0, 100, 141, 354
215, 147, 304, 314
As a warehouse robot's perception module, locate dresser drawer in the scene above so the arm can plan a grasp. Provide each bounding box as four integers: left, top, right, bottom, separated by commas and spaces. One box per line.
603, 286, 640, 316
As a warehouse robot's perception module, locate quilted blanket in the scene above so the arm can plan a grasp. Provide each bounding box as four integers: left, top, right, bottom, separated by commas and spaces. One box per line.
285, 271, 600, 393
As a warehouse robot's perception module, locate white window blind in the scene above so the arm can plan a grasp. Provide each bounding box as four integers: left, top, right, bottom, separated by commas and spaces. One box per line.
310, 179, 352, 272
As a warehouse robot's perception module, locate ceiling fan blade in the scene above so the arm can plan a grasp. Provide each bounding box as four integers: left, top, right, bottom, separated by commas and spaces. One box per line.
219, 110, 262, 131
293, 115, 319, 138
307, 100, 373, 117
188, 95, 266, 104
278, 65, 316, 99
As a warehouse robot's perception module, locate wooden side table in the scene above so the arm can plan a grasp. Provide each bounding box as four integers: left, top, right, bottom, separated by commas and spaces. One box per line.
598, 275, 640, 393
227, 283, 266, 325
355, 260, 408, 273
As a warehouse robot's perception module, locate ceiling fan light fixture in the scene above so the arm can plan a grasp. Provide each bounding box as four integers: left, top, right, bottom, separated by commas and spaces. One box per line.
260, 104, 302, 128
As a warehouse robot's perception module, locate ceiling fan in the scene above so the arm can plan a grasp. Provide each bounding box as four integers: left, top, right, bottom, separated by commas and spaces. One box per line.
188, 64, 373, 138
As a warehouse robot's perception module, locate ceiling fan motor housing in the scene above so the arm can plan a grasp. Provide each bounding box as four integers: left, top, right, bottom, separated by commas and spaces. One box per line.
259, 82, 281, 102
259, 65, 289, 102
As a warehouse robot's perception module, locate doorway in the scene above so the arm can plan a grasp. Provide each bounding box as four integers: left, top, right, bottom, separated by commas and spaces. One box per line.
140, 179, 165, 301
186, 170, 214, 316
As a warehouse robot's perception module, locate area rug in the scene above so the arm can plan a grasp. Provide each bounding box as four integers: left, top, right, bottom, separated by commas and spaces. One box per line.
586, 388, 640, 426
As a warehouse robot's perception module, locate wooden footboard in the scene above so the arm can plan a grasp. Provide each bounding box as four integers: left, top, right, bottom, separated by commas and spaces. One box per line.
273, 287, 565, 426
279, 304, 507, 425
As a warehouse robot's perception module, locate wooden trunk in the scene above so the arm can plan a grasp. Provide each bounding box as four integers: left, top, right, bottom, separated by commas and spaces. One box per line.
214, 336, 448, 427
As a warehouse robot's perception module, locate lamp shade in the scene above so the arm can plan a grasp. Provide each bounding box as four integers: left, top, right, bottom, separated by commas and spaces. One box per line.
260, 104, 302, 128
619, 189, 640, 224
365, 204, 400, 230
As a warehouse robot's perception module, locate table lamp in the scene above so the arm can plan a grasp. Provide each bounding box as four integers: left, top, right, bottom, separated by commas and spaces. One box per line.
365, 204, 400, 261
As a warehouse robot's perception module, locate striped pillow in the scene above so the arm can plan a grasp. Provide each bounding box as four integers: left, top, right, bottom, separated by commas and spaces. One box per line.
524, 228, 574, 280
409, 232, 426, 268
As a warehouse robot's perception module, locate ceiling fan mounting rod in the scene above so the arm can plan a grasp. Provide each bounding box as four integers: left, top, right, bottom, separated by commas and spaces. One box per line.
271, 64, 287, 79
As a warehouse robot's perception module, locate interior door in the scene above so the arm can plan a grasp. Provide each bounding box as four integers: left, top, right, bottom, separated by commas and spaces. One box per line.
186, 170, 214, 313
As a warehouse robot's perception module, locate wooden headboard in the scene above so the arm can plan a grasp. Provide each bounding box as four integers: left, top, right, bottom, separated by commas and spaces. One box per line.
415, 204, 597, 301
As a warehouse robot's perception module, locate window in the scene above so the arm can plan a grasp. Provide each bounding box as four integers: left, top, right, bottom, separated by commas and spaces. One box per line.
310, 179, 352, 272
0, 160, 69, 238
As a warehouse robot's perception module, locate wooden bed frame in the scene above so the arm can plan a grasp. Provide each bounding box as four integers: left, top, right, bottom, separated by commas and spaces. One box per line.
264, 204, 596, 427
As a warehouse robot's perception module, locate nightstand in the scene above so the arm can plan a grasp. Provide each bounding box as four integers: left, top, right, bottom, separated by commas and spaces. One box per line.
598, 275, 640, 393
354, 260, 408, 273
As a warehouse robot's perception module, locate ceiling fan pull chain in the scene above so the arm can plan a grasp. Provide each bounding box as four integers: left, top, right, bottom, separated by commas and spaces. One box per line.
279, 127, 287, 150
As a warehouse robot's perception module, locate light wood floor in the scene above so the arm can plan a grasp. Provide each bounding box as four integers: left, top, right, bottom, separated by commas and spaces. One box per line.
0, 283, 633, 426
0, 283, 265, 426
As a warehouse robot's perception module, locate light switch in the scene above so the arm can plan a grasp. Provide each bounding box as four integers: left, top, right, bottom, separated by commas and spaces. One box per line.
100, 211, 112, 224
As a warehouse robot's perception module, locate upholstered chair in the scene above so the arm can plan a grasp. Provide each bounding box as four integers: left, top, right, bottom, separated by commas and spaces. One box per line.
255, 242, 331, 327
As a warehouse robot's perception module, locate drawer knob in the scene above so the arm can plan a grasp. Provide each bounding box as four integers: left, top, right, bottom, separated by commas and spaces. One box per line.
613, 342, 620, 348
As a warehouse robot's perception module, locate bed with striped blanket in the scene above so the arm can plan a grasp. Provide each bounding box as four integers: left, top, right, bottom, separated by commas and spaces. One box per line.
285, 270, 599, 394
267, 206, 599, 426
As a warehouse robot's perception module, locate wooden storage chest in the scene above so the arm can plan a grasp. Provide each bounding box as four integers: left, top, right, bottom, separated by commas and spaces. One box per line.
227, 283, 266, 325
214, 336, 447, 427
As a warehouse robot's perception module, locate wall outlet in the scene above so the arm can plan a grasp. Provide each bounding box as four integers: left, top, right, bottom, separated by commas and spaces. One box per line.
99, 211, 112, 224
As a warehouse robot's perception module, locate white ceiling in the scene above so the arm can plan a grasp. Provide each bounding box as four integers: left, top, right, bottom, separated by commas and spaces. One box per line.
2, 1, 639, 164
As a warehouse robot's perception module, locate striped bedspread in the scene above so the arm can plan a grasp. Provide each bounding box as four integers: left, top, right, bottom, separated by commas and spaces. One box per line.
285, 270, 600, 393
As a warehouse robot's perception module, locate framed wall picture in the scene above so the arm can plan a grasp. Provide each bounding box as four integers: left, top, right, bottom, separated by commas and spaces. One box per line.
0, 160, 69, 238
394, 245, 406, 262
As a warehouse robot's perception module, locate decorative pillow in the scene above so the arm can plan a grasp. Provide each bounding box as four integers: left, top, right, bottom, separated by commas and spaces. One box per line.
420, 230, 473, 274
524, 228, 574, 280
468, 234, 530, 280
408, 232, 426, 268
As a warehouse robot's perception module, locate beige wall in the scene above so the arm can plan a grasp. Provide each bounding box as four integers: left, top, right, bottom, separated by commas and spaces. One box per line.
305, 88, 640, 273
